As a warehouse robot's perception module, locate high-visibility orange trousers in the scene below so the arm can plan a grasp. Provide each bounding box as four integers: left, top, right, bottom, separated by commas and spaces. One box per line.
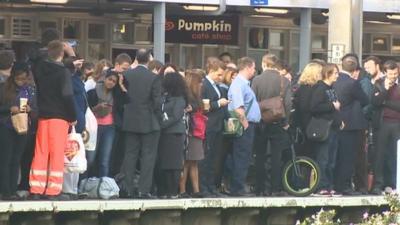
29, 119, 69, 196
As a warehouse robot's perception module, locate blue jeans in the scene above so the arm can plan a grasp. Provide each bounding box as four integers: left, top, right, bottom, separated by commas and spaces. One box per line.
313, 129, 338, 190
230, 123, 256, 194
87, 125, 115, 177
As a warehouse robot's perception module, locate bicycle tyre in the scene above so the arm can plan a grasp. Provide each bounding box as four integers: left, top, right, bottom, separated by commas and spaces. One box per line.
282, 156, 320, 197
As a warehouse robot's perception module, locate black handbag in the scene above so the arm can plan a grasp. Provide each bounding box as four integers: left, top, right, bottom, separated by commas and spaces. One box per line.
306, 117, 333, 142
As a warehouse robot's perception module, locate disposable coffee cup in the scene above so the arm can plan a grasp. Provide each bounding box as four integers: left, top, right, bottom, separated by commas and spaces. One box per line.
202, 99, 210, 111
20, 98, 28, 112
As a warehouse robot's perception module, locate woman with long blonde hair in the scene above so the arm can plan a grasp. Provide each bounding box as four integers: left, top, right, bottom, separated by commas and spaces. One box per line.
293, 62, 324, 156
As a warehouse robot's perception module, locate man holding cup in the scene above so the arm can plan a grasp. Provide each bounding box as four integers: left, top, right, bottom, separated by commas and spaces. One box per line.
370, 60, 400, 195
200, 57, 229, 197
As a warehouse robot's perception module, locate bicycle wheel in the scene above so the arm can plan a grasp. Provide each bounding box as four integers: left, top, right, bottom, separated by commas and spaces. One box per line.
282, 156, 320, 197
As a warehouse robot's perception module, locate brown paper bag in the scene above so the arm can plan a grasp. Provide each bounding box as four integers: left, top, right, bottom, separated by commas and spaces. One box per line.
11, 113, 28, 134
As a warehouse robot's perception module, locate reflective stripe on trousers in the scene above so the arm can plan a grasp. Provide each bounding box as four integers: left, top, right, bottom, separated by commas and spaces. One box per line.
29, 119, 69, 196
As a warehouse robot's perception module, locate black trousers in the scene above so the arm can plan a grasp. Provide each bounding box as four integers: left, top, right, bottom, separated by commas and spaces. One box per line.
158, 169, 181, 197
120, 131, 160, 196
18, 132, 35, 191
214, 136, 232, 188
254, 123, 291, 194
110, 128, 125, 177
373, 121, 400, 190
199, 130, 223, 194
0, 124, 28, 196
334, 130, 363, 192
354, 131, 368, 192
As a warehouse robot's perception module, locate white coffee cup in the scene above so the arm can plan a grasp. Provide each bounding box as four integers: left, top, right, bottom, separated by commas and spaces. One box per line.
202, 99, 210, 111
20, 98, 28, 112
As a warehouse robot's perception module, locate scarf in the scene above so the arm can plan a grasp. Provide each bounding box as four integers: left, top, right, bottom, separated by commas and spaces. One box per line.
94, 82, 113, 118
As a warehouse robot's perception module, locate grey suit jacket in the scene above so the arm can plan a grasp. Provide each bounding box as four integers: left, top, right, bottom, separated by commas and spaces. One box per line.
251, 69, 292, 125
122, 65, 162, 133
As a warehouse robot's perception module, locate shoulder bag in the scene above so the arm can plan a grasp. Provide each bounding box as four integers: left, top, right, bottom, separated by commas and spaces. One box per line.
11, 112, 28, 134
223, 99, 254, 138
259, 77, 286, 123
306, 117, 333, 142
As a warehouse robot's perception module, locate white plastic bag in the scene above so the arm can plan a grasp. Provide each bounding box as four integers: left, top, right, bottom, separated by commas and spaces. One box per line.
64, 126, 87, 173
83, 107, 98, 151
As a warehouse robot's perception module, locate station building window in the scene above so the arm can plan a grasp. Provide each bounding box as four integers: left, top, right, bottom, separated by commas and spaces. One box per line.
134, 24, 152, 44
392, 36, 400, 53
289, 32, 300, 73
0, 17, 5, 38
248, 27, 289, 67
112, 22, 134, 44
12, 17, 34, 39
38, 21, 58, 39
87, 22, 107, 62
311, 33, 327, 62
181, 45, 197, 70
88, 42, 106, 61
203, 45, 220, 66
63, 19, 80, 39
88, 23, 106, 40
225, 46, 240, 62
363, 34, 372, 54
372, 34, 390, 53
248, 28, 268, 49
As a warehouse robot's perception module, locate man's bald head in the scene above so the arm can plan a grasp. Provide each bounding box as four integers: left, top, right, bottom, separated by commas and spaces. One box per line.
136, 48, 150, 64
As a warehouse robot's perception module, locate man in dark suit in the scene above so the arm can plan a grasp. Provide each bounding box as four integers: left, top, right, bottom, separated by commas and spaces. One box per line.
119, 49, 162, 198
200, 57, 229, 196
251, 54, 292, 196
333, 55, 369, 195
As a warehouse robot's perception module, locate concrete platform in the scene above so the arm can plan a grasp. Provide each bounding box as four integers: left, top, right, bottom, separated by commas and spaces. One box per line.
0, 196, 389, 225
0, 196, 387, 212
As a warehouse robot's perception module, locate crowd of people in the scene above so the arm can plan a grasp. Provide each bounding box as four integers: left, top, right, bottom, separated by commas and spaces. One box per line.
0, 27, 399, 201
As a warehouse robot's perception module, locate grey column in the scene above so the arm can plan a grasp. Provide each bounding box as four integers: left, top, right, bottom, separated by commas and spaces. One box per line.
299, 8, 312, 72
352, 0, 363, 62
154, 2, 166, 63
328, 0, 352, 64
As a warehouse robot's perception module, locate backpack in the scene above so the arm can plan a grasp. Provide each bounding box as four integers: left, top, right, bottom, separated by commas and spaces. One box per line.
78, 177, 119, 200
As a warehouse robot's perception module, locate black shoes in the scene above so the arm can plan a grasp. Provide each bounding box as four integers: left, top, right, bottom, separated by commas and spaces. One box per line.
191, 192, 203, 198
370, 188, 383, 195
340, 189, 361, 196
2, 195, 22, 201
271, 191, 289, 197
27, 194, 42, 201
137, 192, 156, 199
230, 192, 256, 197
179, 192, 191, 198
44, 194, 71, 201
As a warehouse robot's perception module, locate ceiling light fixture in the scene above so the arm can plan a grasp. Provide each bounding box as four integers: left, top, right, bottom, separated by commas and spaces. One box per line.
183, 5, 219, 11
30, 0, 68, 3
254, 8, 288, 14
250, 15, 274, 18
366, 20, 392, 25
387, 14, 400, 20
321, 9, 329, 17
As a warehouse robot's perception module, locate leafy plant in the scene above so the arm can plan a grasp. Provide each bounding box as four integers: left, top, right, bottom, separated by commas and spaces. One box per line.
298, 193, 400, 225
296, 209, 340, 225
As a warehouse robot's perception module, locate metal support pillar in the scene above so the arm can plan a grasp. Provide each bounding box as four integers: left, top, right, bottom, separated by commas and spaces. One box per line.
299, 8, 312, 72
352, 0, 363, 62
154, 2, 166, 63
